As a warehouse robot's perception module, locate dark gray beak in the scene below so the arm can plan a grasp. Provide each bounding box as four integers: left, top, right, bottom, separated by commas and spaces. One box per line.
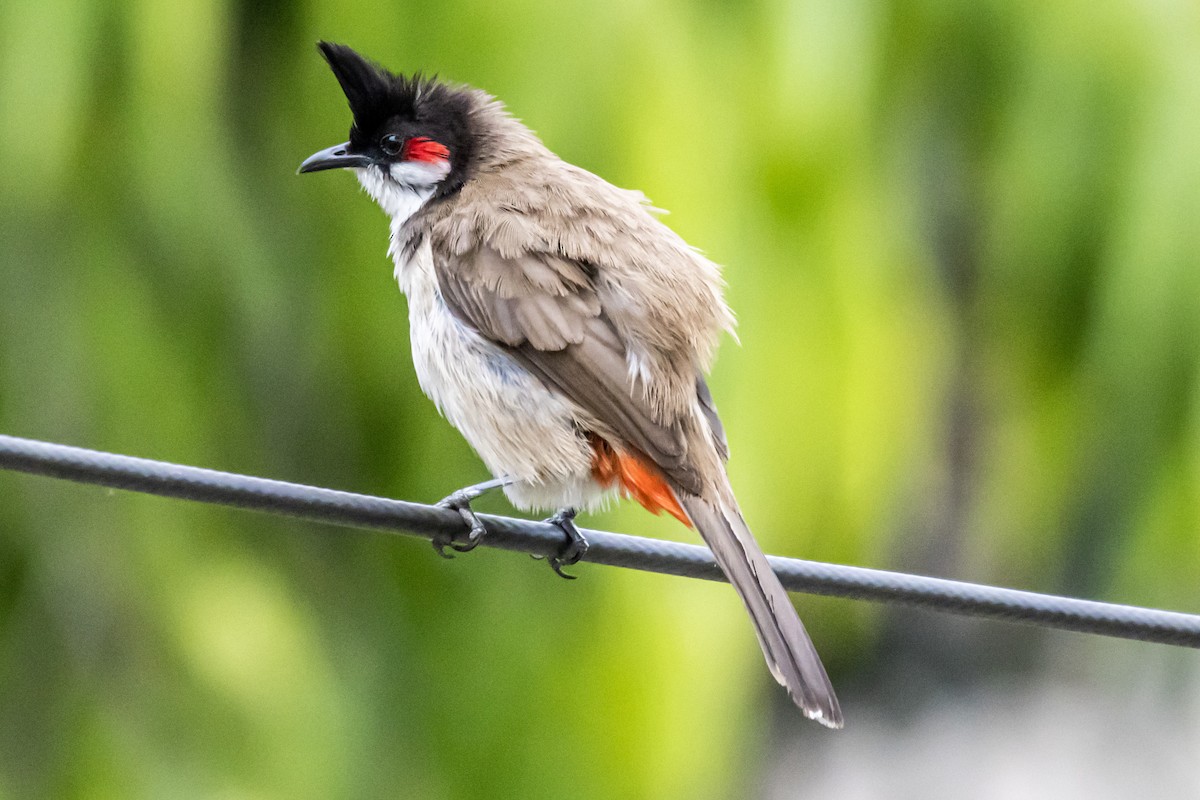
298, 142, 373, 174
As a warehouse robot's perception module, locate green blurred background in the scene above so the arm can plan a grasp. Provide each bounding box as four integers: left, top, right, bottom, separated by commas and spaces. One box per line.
2, 0, 1200, 797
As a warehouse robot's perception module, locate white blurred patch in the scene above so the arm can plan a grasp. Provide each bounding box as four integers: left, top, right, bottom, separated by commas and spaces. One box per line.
764, 647, 1200, 799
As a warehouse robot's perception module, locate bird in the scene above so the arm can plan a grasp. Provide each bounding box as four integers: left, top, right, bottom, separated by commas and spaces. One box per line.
299, 41, 842, 727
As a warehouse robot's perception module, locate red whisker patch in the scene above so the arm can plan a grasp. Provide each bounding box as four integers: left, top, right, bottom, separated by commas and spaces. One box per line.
403, 137, 450, 164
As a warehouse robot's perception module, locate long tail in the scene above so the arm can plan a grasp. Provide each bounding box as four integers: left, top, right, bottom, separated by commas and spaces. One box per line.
677, 487, 843, 728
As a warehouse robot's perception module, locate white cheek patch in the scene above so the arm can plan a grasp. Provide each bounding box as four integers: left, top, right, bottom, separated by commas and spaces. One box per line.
389, 159, 451, 188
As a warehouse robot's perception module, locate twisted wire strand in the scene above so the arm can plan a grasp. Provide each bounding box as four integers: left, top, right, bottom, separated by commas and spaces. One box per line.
2, 433, 1198, 648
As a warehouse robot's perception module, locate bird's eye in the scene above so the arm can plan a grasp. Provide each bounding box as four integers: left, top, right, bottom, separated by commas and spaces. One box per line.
379, 134, 404, 156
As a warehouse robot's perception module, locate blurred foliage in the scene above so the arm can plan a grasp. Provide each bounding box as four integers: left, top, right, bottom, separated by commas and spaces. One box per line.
1, 0, 1199, 797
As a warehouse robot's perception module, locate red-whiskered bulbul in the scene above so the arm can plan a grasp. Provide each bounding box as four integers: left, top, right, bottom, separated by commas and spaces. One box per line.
299, 42, 841, 726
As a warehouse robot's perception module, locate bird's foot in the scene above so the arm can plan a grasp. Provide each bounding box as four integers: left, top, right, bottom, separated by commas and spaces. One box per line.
534, 508, 589, 580
430, 476, 513, 558
433, 489, 486, 559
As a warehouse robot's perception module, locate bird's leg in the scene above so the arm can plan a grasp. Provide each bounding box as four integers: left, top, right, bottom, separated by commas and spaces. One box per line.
537, 507, 590, 580
433, 476, 512, 559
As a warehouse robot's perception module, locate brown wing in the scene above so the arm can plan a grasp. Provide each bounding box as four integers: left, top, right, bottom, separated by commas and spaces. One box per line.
434, 245, 704, 494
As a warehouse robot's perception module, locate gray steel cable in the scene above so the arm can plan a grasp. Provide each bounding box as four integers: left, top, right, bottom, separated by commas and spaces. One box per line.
2, 433, 1199, 648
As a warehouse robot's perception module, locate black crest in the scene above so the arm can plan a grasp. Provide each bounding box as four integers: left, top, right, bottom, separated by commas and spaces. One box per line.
316, 42, 479, 195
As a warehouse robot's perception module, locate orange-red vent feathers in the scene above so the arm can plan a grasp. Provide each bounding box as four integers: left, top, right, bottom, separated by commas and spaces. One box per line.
589, 435, 691, 527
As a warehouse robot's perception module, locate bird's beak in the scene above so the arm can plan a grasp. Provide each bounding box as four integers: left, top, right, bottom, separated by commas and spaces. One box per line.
298, 142, 373, 174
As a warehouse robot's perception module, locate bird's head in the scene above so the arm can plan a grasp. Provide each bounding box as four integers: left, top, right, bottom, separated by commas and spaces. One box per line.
299, 42, 478, 216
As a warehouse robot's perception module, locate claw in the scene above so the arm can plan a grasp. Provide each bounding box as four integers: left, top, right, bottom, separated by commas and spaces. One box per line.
431, 532, 458, 560
536, 508, 589, 580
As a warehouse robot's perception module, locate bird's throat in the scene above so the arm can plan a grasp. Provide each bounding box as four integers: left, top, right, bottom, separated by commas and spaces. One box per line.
354, 164, 442, 226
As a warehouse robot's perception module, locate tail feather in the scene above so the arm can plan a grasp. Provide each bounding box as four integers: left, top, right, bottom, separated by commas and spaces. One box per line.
677, 489, 843, 728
